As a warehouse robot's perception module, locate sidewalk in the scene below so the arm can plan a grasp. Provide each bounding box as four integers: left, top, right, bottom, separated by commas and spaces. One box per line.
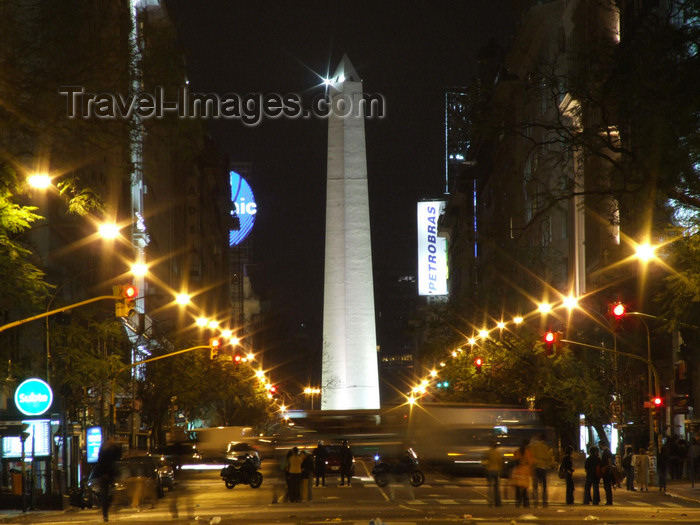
665, 478, 700, 504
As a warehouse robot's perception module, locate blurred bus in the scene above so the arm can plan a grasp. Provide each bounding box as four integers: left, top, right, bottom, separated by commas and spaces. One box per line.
406, 403, 547, 475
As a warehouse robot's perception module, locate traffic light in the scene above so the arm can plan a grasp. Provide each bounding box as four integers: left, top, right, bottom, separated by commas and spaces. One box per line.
543, 330, 561, 356
610, 301, 626, 320
113, 284, 138, 317
474, 357, 483, 373
234, 354, 242, 364
209, 337, 222, 359
652, 396, 663, 408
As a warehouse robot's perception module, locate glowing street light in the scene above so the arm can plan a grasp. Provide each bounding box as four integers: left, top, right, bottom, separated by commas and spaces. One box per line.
635, 242, 657, 262
513, 316, 524, 324
195, 317, 209, 328
220, 329, 233, 338
130, 263, 148, 277
98, 223, 120, 239
174, 292, 191, 306
27, 173, 51, 189
207, 320, 220, 330
563, 295, 578, 310
538, 302, 552, 314
478, 329, 489, 339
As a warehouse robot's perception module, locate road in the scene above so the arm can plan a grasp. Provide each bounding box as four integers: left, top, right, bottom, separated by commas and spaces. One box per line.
4, 459, 700, 524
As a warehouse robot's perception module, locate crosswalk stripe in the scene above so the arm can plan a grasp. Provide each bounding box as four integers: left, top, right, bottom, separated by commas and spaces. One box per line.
406, 499, 427, 505
437, 499, 459, 504
629, 501, 653, 506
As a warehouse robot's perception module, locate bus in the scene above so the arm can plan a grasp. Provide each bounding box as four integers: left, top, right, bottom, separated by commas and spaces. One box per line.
406, 403, 547, 475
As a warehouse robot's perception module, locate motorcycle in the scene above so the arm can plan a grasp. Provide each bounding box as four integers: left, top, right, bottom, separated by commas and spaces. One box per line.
372, 448, 425, 487
220, 455, 263, 489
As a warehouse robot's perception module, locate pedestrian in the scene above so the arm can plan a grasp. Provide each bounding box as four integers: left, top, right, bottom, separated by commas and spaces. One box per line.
657, 445, 669, 491
583, 446, 601, 505
94, 437, 122, 522
287, 447, 303, 502
510, 439, 533, 507
528, 432, 555, 507
560, 445, 575, 505
481, 440, 503, 507
599, 441, 614, 505
314, 441, 328, 487
635, 447, 650, 491
621, 447, 635, 491
339, 440, 353, 487
301, 450, 315, 502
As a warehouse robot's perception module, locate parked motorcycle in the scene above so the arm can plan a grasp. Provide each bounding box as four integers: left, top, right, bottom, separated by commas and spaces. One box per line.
372, 448, 425, 487
220, 455, 263, 489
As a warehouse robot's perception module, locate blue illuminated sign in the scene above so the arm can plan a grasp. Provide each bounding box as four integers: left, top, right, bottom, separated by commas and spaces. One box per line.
86, 427, 103, 463
230, 171, 257, 246
14, 378, 53, 416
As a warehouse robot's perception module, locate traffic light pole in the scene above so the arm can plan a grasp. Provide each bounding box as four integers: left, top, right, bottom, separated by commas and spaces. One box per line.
0, 295, 120, 334
562, 338, 661, 451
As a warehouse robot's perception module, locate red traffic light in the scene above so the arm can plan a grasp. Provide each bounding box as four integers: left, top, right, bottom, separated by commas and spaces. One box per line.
652, 396, 663, 407
544, 331, 555, 344
209, 337, 221, 348
474, 357, 483, 372
611, 302, 626, 319
234, 354, 242, 362
124, 284, 138, 299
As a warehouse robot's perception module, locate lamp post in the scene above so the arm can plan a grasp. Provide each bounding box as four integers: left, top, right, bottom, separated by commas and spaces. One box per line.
304, 388, 321, 410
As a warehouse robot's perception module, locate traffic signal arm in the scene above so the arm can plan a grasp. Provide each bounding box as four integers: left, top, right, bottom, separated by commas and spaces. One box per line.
119, 344, 212, 372
561, 338, 661, 396
0, 295, 121, 334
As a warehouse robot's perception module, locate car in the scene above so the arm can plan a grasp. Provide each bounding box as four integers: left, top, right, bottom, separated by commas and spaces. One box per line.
323, 443, 355, 477
225, 441, 261, 468
155, 442, 202, 470
87, 454, 175, 505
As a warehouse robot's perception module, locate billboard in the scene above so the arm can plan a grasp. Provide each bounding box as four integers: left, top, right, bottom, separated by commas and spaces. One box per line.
417, 201, 448, 296
2, 420, 51, 458
230, 170, 257, 246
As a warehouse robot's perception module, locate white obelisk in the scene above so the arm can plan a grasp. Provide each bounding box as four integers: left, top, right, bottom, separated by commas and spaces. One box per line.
321, 55, 380, 410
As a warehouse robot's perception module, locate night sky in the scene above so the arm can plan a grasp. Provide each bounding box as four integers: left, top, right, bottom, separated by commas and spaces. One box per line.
165, 1, 517, 360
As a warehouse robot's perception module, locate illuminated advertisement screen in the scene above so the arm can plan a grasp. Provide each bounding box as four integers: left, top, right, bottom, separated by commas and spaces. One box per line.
417, 201, 448, 296
230, 171, 257, 246
2, 420, 51, 458
86, 427, 102, 463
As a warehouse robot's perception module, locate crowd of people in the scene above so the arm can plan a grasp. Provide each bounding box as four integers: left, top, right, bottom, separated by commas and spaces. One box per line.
482, 433, 700, 508
280, 440, 354, 503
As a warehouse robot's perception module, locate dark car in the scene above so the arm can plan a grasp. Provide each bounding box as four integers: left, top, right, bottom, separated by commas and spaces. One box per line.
88, 455, 175, 504
323, 444, 355, 477
155, 442, 202, 470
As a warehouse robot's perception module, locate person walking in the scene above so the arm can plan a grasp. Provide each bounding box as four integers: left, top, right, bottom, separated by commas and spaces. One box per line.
482, 440, 504, 507
528, 433, 555, 507
314, 441, 328, 487
561, 445, 575, 505
657, 445, 669, 491
510, 440, 533, 508
94, 437, 122, 522
583, 446, 601, 505
599, 441, 614, 505
636, 448, 650, 491
339, 440, 353, 487
301, 450, 315, 502
621, 447, 636, 491
287, 447, 304, 502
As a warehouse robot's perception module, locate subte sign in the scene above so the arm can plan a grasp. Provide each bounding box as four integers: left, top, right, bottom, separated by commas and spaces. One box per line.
14, 378, 53, 416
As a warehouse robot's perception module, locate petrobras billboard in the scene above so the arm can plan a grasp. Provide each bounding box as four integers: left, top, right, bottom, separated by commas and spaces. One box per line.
230, 170, 257, 246
417, 201, 448, 296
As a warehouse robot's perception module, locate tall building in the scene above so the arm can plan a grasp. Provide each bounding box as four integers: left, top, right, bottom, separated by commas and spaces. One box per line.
321, 55, 380, 410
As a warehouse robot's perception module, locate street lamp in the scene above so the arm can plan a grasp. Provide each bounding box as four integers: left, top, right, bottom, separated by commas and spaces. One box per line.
304, 387, 321, 410
27, 173, 51, 190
